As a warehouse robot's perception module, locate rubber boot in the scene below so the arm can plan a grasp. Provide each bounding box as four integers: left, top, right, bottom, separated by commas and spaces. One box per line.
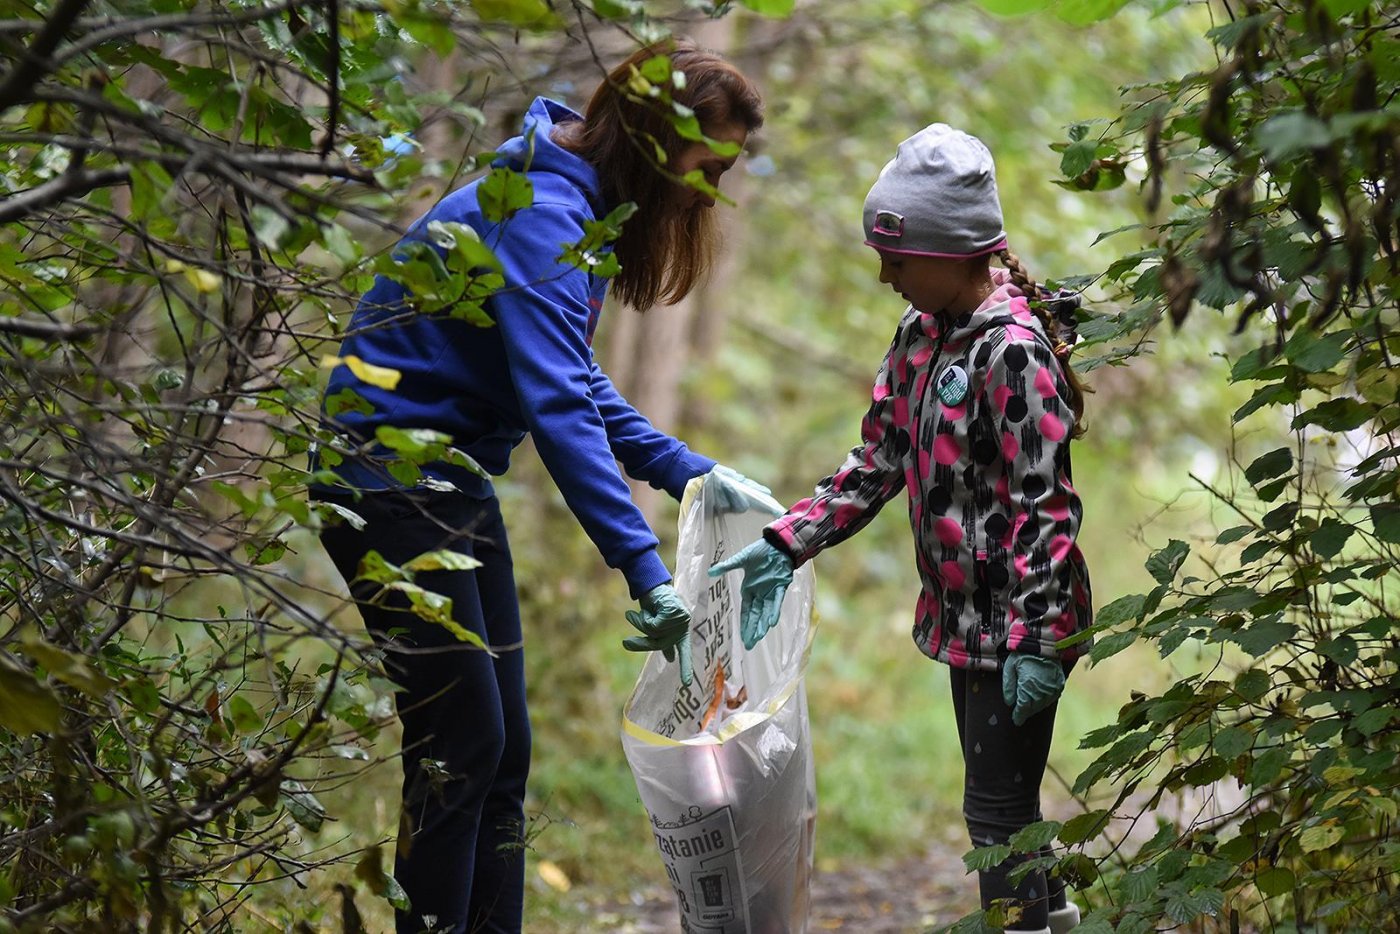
1047, 902, 1081, 934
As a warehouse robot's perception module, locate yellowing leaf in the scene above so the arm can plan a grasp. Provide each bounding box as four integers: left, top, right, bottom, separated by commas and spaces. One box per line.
0, 656, 63, 735
537, 860, 571, 892
402, 550, 483, 574
184, 268, 221, 293
321, 354, 402, 391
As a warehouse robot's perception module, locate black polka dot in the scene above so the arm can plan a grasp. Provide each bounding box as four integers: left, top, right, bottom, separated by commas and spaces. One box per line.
1004, 345, 1029, 372
893, 433, 911, 457
1018, 517, 1039, 545
1023, 476, 1047, 500
1005, 396, 1029, 423
973, 586, 991, 615
963, 464, 980, 487
987, 562, 1009, 588
1025, 593, 1049, 619
929, 487, 952, 515
985, 514, 1010, 539
972, 438, 998, 465
955, 312, 974, 329
974, 344, 992, 369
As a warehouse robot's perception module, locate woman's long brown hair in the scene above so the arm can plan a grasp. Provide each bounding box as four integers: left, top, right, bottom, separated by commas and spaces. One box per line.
553, 38, 764, 310
997, 249, 1090, 438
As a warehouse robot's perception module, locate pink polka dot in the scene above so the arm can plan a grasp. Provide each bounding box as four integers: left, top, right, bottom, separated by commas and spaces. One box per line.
995, 475, 1011, 504
918, 449, 931, 480
993, 385, 1013, 413
942, 402, 966, 421
1050, 534, 1073, 562
1010, 296, 1031, 318
833, 468, 853, 488
1044, 496, 1070, 521
933, 434, 961, 466
913, 370, 929, 401
894, 354, 909, 381
945, 643, 969, 667
834, 503, 863, 529
1039, 412, 1066, 442
1006, 324, 1038, 343
1006, 621, 1030, 651
910, 344, 932, 367
1014, 553, 1029, 577
941, 561, 966, 590
1034, 366, 1057, 398
1002, 431, 1019, 462
905, 466, 918, 490
935, 517, 963, 547
911, 500, 923, 527
893, 397, 909, 428
872, 382, 891, 402
803, 499, 827, 522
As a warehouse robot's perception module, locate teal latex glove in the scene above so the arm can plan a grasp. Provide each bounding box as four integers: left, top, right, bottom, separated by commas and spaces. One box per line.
1001, 654, 1066, 726
708, 465, 783, 516
707, 539, 794, 650
622, 584, 693, 686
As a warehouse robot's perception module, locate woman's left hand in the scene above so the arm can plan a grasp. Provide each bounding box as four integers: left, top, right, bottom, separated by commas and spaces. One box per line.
1001, 654, 1066, 726
708, 464, 782, 516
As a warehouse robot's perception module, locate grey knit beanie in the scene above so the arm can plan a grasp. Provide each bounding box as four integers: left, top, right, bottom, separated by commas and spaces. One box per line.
863, 124, 1008, 258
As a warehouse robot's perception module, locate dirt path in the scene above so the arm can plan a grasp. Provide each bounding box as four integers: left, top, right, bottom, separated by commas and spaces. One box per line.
594, 833, 980, 933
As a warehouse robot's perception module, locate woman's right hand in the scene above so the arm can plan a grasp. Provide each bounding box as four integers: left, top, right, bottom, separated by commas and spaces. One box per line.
707, 539, 794, 649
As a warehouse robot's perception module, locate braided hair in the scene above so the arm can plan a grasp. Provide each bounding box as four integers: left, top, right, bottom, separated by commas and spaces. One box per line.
997, 249, 1090, 439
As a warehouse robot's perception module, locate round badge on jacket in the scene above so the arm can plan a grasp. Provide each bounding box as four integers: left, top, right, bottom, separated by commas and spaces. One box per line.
936, 364, 969, 406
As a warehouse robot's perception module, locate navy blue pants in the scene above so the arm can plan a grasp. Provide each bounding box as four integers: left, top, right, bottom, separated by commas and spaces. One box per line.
318, 490, 529, 934
950, 666, 1068, 931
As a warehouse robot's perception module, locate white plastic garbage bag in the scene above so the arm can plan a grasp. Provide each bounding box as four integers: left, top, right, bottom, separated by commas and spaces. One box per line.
622, 473, 817, 934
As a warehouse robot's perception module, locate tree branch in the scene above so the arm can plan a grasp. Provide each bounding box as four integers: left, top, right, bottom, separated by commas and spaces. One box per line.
0, 0, 92, 115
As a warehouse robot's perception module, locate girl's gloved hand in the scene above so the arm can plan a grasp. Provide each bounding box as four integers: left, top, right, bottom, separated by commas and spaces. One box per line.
707, 539, 794, 650
708, 465, 783, 516
623, 584, 693, 686
1001, 654, 1066, 726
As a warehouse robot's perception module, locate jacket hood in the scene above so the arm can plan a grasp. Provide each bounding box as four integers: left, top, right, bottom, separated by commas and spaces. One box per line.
921, 277, 1046, 347
493, 97, 603, 208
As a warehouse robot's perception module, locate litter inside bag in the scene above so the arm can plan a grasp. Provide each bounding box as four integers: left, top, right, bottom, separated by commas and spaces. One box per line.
622, 474, 817, 933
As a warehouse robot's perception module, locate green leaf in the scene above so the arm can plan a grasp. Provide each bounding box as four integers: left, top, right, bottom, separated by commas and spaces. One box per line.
1059, 138, 1098, 178
1231, 345, 1280, 382
1234, 382, 1298, 423
1255, 111, 1332, 162
963, 843, 1013, 871
470, 0, 557, 27
1098, 593, 1147, 627
1245, 448, 1293, 486
279, 780, 327, 831
1309, 518, 1354, 558
0, 656, 63, 735
1146, 540, 1190, 584
386, 582, 488, 650
1055, 0, 1133, 26
17, 638, 115, 699
401, 550, 484, 574
1059, 809, 1110, 845
973, 0, 1055, 15
1284, 329, 1349, 372
1008, 820, 1062, 853
738, 0, 796, 15
477, 168, 535, 224
1089, 630, 1137, 663
1235, 668, 1271, 702
1216, 525, 1254, 545
1299, 823, 1345, 853
1369, 504, 1400, 543
227, 696, 264, 733
1231, 620, 1297, 657
1256, 866, 1295, 898
1293, 398, 1374, 432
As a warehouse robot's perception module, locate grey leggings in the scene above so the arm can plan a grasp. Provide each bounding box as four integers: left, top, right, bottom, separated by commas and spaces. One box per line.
950, 665, 1069, 931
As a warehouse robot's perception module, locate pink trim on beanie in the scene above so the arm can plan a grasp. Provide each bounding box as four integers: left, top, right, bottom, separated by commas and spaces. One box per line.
865, 237, 1009, 259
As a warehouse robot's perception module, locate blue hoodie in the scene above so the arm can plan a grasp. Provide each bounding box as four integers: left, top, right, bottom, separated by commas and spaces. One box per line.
320, 98, 714, 597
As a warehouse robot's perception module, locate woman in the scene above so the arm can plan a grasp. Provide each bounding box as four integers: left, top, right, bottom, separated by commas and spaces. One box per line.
313, 39, 766, 934
711, 124, 1092, 933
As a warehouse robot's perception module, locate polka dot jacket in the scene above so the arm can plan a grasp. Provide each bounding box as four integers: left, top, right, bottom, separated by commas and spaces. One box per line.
764, 281, 1093, 671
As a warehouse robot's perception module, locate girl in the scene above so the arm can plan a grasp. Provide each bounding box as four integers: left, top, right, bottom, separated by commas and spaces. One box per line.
313, 40, 769, 934
711, 124, 1092, 933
